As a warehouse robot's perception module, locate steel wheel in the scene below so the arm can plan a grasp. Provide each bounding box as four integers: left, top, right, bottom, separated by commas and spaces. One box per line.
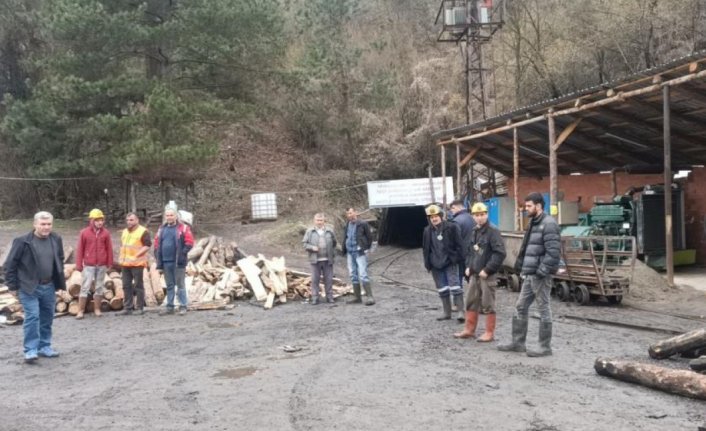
556, 281, 571, 302
574, 284, 591, 306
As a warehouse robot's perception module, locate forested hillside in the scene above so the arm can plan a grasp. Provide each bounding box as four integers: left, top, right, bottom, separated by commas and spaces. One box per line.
1, 0, 704, 218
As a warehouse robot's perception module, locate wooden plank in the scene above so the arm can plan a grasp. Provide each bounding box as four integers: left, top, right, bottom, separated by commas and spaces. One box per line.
263, 291, 275, 310
237, 257, 268, 301
458, 144, 480, 168
552, 117, 583, 150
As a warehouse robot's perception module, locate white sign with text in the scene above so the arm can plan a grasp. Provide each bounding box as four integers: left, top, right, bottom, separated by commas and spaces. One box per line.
367, 177, 454, 208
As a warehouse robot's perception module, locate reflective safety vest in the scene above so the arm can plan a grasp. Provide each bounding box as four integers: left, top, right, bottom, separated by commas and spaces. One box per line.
119, 225, 148, 267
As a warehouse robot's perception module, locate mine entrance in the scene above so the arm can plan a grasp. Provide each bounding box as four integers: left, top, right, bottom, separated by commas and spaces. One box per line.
377, 206, 428, 248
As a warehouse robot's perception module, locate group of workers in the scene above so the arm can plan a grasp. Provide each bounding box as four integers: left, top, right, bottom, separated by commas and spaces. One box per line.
421, 192, 561, 356
4, 206, 194, 363
5, 191, 559, 363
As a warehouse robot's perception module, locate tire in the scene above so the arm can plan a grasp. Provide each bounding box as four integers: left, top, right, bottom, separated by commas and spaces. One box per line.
574, 284, 591, 306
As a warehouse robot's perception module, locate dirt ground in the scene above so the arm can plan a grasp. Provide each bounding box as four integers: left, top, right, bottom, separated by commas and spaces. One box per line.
1, 220, 705, 431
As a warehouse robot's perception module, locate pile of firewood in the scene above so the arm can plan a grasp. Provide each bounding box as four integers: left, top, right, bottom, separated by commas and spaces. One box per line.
0, 235, 352, 324
595, 328, 706, 400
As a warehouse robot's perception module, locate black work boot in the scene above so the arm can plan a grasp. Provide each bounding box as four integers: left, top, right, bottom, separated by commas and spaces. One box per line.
436, 296, 452, 320
497, 315, 529, 352
347, 283, 363, 304
527, 321, 553, 357
363, 282, 375, 306
452, 295, 465, 323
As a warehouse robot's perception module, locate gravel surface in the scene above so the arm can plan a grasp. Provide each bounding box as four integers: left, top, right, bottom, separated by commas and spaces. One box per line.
1, 222, 705, 430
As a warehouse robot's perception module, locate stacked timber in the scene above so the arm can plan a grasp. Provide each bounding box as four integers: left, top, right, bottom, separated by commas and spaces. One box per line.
0, 235, 352, 323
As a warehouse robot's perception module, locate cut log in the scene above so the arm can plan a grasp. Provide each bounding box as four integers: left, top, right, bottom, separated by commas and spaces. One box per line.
197, 236, 217, 267
68, 300, 80, 316
63, 246, 74, 264
595, 357, 706, 400
264, 291, 275, 309
149, 263, 164, 303
143, 268, 157, 307
690, 356, 706, 373
100, 299, 111, 313
55, 301, 68, 313
648, 329, 706, 359
113, 278, 124, 300
64, 264, 76, 279
104, 274, 115, 291
109, 297, 124, 310
67, 271, 83, 298
188, 237, 210, 261
237, 257, 268, 301
103, 289, 115, 301
57, 290, 73, 303
109, 271, 121, 279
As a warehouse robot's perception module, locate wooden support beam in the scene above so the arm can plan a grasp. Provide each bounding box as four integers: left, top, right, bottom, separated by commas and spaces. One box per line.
552, 117, 583, 150
548, 115, 558, 213
455, 141, 461, 199
513, 128, 520, 231
441, 144, 447, 207
437, 115, 547, 146
458, 145, 481, 167
663, 86, 674, 288
520, 125, 607, 172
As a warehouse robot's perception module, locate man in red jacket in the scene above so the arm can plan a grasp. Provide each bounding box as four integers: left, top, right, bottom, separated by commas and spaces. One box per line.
75, 208, 114, 319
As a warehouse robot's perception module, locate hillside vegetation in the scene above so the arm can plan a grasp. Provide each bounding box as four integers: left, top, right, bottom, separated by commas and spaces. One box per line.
1, 0, 704, 218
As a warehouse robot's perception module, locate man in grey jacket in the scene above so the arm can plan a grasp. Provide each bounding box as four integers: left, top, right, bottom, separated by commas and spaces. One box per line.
498, 192, 561, 357
303, 213, 338, 305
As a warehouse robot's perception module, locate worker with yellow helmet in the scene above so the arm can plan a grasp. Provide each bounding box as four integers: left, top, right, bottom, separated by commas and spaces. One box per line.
454, 202, 506, 342
75, 208, 114, 319
422, 203, 467, 322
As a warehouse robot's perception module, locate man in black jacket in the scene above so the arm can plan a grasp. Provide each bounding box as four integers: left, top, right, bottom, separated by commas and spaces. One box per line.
498, 193, 561, 357
454, 202, 506, 342
422, 204, 466, 322
4, 211, 66, 363
450, 199, 475, 282
342, 208, 375, 305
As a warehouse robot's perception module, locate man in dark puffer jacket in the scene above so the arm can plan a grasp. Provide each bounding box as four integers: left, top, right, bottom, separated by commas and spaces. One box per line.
498, 192, 560, 357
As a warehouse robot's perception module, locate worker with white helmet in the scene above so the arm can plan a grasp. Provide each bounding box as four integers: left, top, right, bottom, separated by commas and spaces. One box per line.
422, 204, 467, 322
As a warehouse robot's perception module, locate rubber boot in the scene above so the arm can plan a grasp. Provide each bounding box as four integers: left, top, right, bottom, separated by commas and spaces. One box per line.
453, 295, 465, 322
75, 297, 87, 320
526, 321, 553, 357
436, 296, 452, 320
363, 282, 375, 306
454, 311, 478, 338
477, 313, 497, 342
497, 315, 528, 352
347, 283, 362, 304
93, 295, 103, 317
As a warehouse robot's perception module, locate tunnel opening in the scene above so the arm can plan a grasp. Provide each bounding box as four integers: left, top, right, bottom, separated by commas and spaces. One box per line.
378, 206, 429, 248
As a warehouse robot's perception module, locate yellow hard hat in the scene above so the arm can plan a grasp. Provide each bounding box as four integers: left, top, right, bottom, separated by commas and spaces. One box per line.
89, 208, 105, 219
471, 202, 488, 214
425, 204, 443, 217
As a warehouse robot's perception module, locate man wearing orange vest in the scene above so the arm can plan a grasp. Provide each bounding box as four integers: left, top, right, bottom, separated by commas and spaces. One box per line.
115, 212, 151, 316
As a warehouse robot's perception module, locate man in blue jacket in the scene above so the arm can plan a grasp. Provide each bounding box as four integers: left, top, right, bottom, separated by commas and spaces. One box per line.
155, 206, 194, 316
498, 192, 561, 357
4, 211, 66, 363
342, 208, 375, 305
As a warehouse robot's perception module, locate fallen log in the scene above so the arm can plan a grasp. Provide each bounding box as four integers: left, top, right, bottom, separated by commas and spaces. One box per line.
63, 246, 74, 264
104, 274, 115, 291
691, 356, 706, 373
149, 263, 164, 303
67, 271, 83, 298
594, 357, 706, 400
68, 300, 80, 316
187, 237, 210, 261
103, 289, 115, 301
197, 236, 217, 267
648, 329, 706, 359
64, 264, 76, 279
55, 301, 68, 313
237, 257, 267, 301
100, 299, 111, 313
109, 297, 124, 310
143, 268, 157, 307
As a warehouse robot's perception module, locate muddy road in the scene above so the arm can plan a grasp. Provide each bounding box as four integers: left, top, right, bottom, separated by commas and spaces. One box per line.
1, 221, 705, 430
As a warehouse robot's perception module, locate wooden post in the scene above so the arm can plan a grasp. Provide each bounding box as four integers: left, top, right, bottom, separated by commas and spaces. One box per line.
513, 127, 520, 231
663, 85, 674, 288
610, 170, 618, 197
548, 115, 558, 215
427, 164, 436, 203
456, 142, 461, 199
441, 144, 447, 209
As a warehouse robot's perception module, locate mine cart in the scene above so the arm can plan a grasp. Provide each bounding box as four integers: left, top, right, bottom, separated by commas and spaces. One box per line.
553, 236, 636, 305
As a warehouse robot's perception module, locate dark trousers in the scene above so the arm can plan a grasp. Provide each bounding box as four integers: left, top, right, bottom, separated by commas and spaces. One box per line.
121, 267, 145, 310
311, 261, 334, 298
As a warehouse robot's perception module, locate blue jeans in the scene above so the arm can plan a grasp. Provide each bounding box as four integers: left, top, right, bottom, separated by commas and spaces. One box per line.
163, 262, 187, 310
430, 264, 462, 298
346, 251, 369, 284
18, 283, 56, 354
514, 275, 553, 322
